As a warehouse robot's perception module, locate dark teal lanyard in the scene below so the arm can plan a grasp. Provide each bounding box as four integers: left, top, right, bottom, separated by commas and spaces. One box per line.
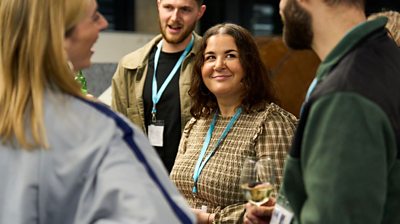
192, 108, 242, 194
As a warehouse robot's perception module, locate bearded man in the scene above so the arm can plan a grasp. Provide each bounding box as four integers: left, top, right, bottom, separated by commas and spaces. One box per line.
112, 0, 205, 173
244, 1, 400, 224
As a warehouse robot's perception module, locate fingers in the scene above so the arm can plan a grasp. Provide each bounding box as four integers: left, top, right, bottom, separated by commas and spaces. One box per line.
264, 197, 276, 206
192, 208, 202, 215
244, 211, 269, 224
256, 205, 274, 217
244, 203, 273, 224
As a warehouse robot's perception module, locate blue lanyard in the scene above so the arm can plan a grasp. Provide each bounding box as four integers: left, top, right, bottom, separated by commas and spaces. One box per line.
300, 78, 318, 115
305, 78, 318, 101
151, 35, 194, 121
192, 108, 242, 194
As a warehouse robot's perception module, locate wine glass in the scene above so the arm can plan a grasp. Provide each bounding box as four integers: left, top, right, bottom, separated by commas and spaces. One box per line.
240, 156, 277, 206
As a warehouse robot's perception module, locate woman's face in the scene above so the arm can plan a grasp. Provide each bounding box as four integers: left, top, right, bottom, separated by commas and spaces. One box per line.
64, 0, 108, 71
201, 33, 245, 101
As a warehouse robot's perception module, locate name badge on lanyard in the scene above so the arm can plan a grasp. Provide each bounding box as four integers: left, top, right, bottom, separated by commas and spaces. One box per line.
148, 35, 194, 147
270, 195, 294, 224
148, 120, 164, 147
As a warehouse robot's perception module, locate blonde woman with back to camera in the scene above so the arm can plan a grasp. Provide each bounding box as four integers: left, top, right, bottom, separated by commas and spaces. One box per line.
0, 0, 196, 223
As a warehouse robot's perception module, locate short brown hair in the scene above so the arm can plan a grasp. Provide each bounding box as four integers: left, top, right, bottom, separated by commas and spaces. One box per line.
323, 0, 364, 8
159, 0, 204, 7
195, 0, 204, 6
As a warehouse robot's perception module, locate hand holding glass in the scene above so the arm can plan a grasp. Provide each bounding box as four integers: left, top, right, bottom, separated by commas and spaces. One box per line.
240, 157, 277, 206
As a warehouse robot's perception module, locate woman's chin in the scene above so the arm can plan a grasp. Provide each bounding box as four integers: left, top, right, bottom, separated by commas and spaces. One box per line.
72, 61, 92, 71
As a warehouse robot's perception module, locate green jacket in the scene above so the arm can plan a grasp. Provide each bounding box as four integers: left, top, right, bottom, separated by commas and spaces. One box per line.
111, 33, 202, 133
281, 18, 400, 224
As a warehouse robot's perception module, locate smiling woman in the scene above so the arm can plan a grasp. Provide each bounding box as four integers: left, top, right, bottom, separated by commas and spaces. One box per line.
170, 23, 297, 223
201, 34, 245, 109
64, 0, 108, 71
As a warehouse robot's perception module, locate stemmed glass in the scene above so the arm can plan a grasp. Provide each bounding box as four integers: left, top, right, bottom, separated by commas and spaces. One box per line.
240, 156, 277, 206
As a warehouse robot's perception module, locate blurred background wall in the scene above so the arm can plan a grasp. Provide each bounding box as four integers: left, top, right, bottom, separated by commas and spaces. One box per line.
87, 0, 400, 115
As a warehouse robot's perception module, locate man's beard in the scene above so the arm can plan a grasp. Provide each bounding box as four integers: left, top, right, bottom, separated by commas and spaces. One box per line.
159, 20, 196, 45
282, 0, 313, 50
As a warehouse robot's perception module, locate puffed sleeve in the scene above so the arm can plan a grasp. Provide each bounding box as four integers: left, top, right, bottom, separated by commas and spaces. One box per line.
255, 104, 297, 189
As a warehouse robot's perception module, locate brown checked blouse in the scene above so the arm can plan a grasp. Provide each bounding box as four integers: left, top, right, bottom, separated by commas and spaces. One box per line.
170, 103, 297, 223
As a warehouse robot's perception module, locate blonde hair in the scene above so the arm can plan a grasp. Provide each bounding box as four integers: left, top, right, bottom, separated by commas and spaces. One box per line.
0, 0, 90, 149
368, 11, 400, 46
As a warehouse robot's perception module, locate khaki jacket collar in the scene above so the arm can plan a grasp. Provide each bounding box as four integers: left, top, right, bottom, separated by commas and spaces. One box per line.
120, 32, 202, 70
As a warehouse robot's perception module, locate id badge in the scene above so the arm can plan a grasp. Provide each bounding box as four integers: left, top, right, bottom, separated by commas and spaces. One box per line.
148, 120, 164, 147
270, 195, 294, 224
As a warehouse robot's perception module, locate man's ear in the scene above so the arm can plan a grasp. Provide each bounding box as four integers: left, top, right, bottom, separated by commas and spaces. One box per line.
197, 5, 206, 20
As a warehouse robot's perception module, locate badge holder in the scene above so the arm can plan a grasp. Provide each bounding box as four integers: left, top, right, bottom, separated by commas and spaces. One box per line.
270, 194, 294, 224
148, 112, 164, 147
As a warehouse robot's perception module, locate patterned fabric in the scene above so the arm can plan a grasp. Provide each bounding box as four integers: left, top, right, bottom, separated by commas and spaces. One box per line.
170, 103, 297, 223
368, 11, 400, 46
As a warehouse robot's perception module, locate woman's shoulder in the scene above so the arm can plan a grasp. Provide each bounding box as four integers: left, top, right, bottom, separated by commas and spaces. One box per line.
182, 116, 212, 135
256, 103, 298, 126
265, 103, 297, 119
182, 117, 197, 134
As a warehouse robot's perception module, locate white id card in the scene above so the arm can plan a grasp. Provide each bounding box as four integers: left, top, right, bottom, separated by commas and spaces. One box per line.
270, 203, 294, 224
148, 124, 164, 147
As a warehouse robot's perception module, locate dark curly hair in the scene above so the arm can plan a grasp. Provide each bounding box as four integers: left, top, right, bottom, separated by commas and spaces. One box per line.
189, 23, 277, 119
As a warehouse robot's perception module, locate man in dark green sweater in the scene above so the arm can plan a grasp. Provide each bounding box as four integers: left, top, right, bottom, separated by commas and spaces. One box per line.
244, 0, 400, 224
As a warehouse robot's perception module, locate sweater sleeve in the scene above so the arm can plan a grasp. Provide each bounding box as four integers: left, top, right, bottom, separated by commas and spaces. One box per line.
299, 92, 396, 224
111, 62, 129, 117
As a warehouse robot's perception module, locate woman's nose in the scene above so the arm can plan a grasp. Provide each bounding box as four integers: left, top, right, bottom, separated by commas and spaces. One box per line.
213, 58, 226, 70
99, 13, 109, 30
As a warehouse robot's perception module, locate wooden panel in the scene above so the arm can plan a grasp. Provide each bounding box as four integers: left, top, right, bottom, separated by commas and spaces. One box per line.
255, 36, 320, 117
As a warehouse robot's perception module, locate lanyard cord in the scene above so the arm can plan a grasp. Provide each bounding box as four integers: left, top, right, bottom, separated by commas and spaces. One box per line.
151, 35, 194, 121
192, 108, 242, 194
300, 77, 318, 116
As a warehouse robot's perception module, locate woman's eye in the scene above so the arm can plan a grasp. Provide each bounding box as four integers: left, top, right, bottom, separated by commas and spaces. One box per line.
226, 53, 237, 58
205, 55, 215, 61
93, 12, 101, 21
